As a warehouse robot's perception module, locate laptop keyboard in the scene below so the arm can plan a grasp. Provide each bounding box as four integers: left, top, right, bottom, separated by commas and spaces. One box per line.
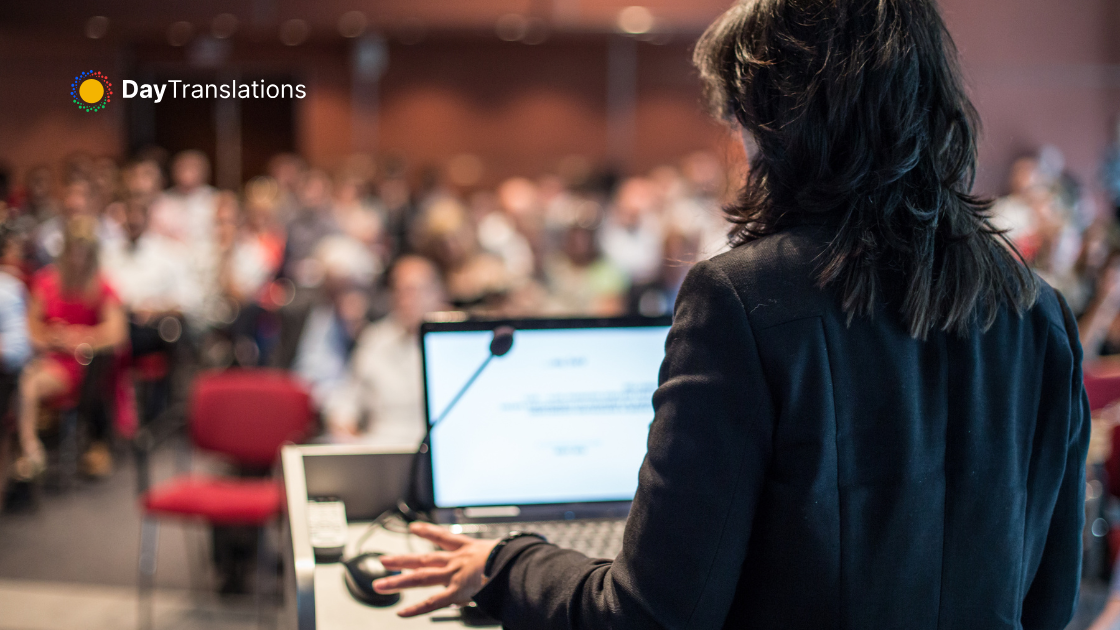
451, 518, 627, 559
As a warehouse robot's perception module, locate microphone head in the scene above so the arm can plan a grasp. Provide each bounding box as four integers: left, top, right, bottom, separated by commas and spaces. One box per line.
490, 326, 515, 357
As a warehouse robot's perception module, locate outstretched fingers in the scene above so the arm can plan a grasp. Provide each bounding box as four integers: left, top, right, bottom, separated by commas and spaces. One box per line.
373, 567, 454, 594
379, 551, 452, 570
395, 586, 463, 618
408, 522, 474, 550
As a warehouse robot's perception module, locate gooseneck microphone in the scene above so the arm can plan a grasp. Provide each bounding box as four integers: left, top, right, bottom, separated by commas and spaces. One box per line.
430, 325, 515, 428
402, 325, 515, 517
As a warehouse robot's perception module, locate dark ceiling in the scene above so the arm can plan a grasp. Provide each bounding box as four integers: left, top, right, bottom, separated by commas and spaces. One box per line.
0, 0, 733, 42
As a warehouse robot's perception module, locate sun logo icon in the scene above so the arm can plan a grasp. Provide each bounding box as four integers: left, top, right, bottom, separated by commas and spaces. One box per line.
70, 70, 112, 112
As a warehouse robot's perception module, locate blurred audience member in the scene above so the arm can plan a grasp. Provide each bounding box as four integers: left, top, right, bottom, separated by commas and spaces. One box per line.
0, 225, 31, 372
634, 229, 701, 317
88, 157, 121, 215
989, 155, 1058, 262
544, 208, 628, 316
378, 166, 416, 259
1104, 117, 1120, 222
102, 197, 193, 357
215, 192, 277, 307
325, 256, 446, 446
123, 159, 164, 209
414, 198, 509, 308
478, 178, 536, 282
150, 150, 216, 248
18, 166, 59, 224
599, 177, 665, 286
242, 177, 286, 269
17, 216, 127, 480
333, 171, 385, 252
0, 224, 32, 498
34, 178, 96, 266
267, 153, 306, 227
666, 151, 731, 260
283, 169, 341, 288
212, 183, 286, 367
286, 235, 377, 406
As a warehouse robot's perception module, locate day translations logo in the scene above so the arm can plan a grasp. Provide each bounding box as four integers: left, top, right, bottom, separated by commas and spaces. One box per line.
70, 70, 112, 112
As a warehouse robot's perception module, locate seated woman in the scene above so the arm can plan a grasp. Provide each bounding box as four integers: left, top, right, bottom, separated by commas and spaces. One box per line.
15, 215, 127, 480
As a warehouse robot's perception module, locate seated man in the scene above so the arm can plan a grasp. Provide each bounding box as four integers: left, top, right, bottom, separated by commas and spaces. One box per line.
101, 197, 195, 357
325, 255, 446, 447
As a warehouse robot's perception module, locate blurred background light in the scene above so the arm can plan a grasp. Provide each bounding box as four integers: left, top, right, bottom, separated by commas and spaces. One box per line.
84, 15, 109, 40
617, 6, 654, 35
280, 18, 309, 46
210, 13, 238, 40
167, 20, 193, 47
338, 11, 368, 39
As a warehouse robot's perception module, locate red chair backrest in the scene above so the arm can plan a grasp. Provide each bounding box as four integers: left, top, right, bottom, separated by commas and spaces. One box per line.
1085, 369, 1120, 497
1084, 371, 1120, 414
190, 369, 313, 469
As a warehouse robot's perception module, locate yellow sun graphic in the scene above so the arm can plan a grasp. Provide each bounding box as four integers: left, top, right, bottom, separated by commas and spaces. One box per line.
70, 70, 112, 112
79, 78, 105, 104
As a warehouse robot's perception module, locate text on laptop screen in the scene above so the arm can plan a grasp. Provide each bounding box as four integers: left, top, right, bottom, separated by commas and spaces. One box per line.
424, 325, 670, 508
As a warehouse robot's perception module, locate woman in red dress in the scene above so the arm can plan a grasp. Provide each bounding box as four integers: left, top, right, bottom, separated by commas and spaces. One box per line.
16, 215, 127, 479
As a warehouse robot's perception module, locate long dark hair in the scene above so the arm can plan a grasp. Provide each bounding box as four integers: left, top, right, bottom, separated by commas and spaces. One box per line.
694, 0, 1038, 339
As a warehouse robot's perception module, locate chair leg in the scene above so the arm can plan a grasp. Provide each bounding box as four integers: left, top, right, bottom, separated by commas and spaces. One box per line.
137, 517, 160, 630
59, 409, 79, 491
256, 522, 282, 629
255, 525, 269, 630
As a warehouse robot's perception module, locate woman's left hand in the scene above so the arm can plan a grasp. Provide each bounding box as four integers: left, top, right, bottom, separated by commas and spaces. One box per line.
373, 522, 499, 618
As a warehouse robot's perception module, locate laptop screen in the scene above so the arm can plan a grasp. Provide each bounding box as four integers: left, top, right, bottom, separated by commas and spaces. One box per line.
422, 318, 671, 509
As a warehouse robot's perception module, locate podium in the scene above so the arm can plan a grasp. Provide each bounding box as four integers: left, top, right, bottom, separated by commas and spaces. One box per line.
281, 444, 473, 629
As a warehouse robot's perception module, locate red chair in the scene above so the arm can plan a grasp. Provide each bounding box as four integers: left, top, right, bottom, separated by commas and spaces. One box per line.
1084, 369, 1120, 499
137, 369, 312, 630
1082, 366, 1120, 569
1085, 369, 1120, 416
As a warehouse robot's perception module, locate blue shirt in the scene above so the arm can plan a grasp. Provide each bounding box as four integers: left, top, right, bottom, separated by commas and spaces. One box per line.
0, 271, 31, 372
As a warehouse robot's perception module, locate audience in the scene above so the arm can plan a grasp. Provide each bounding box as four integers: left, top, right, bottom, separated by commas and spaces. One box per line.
10, 139, 1120, 611
13, 143, 1120, 458
15, 143, 1120, 459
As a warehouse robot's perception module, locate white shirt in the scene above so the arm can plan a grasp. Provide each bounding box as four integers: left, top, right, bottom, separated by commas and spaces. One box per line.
989, 195, 1037, 248
478, 212, 534, 281
100, 234, 198, 315
599, 213, 665, 285
325, 315, 426, 449
666, 195, 730, 260
150, 186, 220, 327
227, 236, 275, 300
150, 186, 217, 247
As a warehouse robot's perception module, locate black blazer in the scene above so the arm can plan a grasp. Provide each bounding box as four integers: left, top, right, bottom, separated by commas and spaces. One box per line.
474, 224, 1090, 630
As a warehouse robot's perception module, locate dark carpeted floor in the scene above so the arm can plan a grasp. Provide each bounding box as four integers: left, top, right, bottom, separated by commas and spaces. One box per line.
0, 438, 218, 590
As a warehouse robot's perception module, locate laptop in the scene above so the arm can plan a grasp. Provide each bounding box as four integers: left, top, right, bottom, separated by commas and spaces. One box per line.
419, 315, 672, 558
